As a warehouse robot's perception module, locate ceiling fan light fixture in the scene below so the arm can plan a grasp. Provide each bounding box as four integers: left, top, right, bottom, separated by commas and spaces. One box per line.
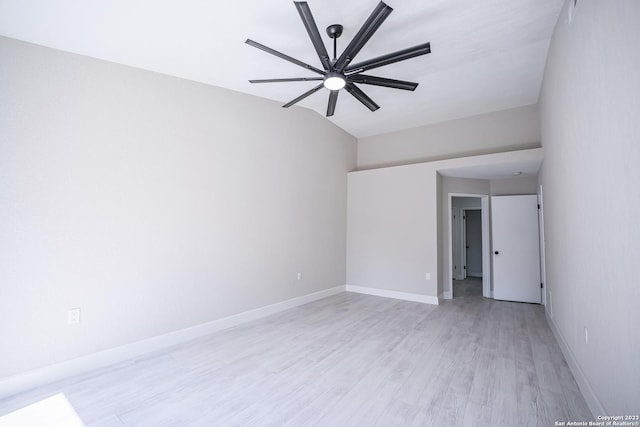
324, 72, 346, 90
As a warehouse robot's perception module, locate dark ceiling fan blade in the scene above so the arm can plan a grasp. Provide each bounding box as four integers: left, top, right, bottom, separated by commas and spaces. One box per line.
326, 90, 339, 117
334, 1, 393, 73
345, 42, 431, 74
347, 74, 418, 91
249, 77, 324, 83
282, 83, 325, 108
345, 82, 380, 111
245, 39, 325, 75
294, 2, 332, 70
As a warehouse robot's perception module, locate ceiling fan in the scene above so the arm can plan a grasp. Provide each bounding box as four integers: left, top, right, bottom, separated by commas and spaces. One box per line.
246, 1, 431, 117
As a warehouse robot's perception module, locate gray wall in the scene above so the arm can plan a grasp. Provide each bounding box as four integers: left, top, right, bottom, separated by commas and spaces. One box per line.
538, 0, 640, 414
490, 176, 538, 196
452, 197, 483, 209
347, 163, 439, 298
357, 105, 540, 169
0, 37, 356, 378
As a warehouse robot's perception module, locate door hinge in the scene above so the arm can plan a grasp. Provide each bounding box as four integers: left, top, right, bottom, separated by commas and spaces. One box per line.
464, 266, 466, 270
540, 283, 544, 289
538, 204, 540, 209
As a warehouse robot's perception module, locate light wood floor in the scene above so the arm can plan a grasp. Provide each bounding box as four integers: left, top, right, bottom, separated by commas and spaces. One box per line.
0, 293, 593, 426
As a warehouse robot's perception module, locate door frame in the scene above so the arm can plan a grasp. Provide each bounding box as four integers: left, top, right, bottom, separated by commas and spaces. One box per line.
447, 193, 491, 299
538, 185, 547, 307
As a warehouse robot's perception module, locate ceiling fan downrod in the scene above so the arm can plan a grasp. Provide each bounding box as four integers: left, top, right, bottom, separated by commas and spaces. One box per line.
326, 24, 343, 63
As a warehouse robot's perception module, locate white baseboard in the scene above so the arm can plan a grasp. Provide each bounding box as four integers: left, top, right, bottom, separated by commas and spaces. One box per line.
545, 312, 603, 417
467, 272, 482, 278
0, 285, 346, 400
442, 291, 452, 300
345, 285, 439, 305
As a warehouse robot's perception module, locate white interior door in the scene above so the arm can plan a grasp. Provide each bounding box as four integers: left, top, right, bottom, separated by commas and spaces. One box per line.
492, 195, 541, 304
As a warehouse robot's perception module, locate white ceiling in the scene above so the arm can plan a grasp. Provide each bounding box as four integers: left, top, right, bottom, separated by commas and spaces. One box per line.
0, 0, 563, 138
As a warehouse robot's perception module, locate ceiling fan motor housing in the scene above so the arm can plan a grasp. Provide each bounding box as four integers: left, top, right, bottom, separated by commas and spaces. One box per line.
326, 24, 343, 39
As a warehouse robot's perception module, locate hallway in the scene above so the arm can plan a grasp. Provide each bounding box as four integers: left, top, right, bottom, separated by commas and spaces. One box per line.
453, 276, 483, 298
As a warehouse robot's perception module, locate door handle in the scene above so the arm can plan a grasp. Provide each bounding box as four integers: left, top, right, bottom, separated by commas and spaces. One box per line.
494, 251, 499, 255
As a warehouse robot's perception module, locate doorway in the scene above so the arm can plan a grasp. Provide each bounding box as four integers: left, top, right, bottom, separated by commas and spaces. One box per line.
448, 194, 490, 299
463, 208, 483, 277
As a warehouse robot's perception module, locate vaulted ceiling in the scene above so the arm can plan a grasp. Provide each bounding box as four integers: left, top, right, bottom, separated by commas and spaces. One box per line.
0, 0, 563, 138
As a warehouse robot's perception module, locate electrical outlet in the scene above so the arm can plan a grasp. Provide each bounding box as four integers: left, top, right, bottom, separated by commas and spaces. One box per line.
584, 326, 589, 345
425, 273, 431, 280
68, 308, 81, 325
297, 272, 301, 281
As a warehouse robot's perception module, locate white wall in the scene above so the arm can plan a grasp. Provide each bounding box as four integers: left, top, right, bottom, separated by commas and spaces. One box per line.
0, 37, 356, 378
538, 0, 640, 414
357, 105, 540, 169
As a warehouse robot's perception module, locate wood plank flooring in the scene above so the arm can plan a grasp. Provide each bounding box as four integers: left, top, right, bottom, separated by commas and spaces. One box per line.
0, 293, 593, 426
453, 277, 483, 298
